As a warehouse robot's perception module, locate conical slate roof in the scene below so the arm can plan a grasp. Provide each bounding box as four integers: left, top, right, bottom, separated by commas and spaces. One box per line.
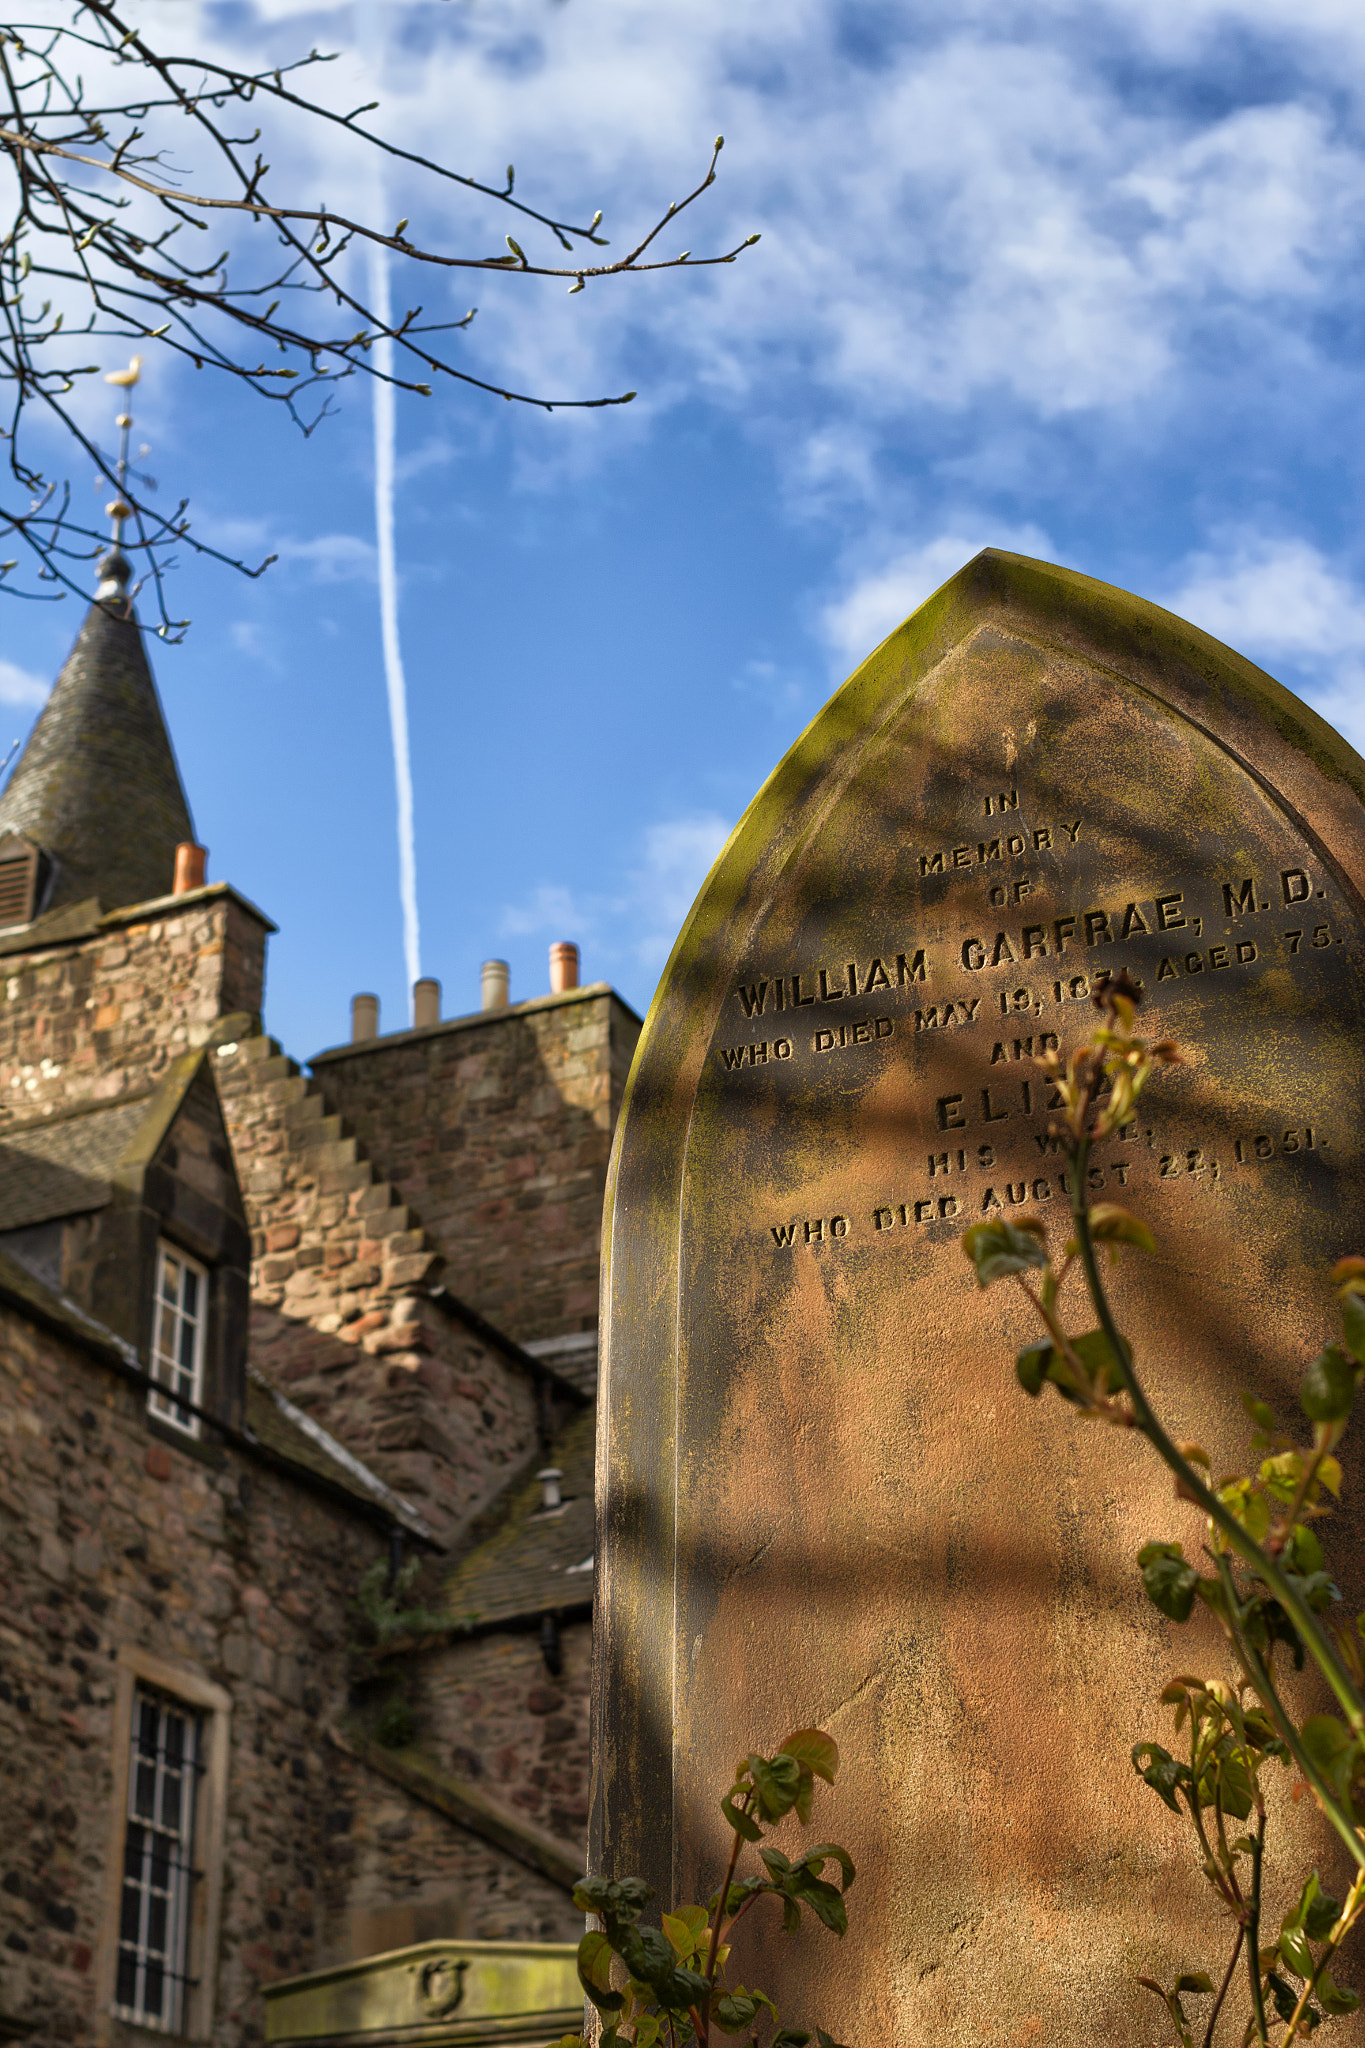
0, 554, 194, 914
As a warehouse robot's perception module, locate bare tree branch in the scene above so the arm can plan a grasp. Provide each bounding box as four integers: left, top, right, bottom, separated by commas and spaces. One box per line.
0, 3, 755, 637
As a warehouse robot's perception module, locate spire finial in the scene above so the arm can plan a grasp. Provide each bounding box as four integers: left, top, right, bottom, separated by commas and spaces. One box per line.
101, 355, 141, 560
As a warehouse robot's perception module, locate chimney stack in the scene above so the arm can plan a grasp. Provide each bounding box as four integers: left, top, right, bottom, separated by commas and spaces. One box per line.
413, 977, 441, 1030
481, 960, 510, 1011
537, 1467, 564, 1512
351, 993, 379, 1042
549, 941, 579, 994
172, 842, 207, 895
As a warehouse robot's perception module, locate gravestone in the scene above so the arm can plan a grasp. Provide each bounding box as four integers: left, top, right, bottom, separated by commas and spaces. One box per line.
592, 551, 1365, 2042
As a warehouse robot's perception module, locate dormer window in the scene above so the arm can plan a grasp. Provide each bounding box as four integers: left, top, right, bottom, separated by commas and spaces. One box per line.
150, 1242, 206, 1438
0, 829, 46, 928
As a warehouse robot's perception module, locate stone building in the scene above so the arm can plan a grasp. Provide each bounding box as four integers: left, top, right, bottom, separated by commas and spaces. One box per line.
0, 551, 637, 2045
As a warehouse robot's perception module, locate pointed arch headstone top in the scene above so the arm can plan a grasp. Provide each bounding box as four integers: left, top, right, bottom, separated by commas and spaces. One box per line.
593, 550, 1365, 2040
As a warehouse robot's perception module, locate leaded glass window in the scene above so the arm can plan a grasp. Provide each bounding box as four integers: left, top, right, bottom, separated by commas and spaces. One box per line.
114, 1688, 201, 2032
149, 1243, 206, 1438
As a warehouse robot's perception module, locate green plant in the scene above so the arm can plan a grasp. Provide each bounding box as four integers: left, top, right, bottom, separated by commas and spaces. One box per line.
548, 1730, 854, 2048
962, 972, 1365, 2044
350, 1555, 450, 1657
348, 1555, 451, 1742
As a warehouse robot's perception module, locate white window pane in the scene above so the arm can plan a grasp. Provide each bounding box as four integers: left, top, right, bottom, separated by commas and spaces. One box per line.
149, 1244, 206, 1440
115, 1690, 201, 2034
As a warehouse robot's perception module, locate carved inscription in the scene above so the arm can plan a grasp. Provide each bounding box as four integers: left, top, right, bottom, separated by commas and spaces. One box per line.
722, 826, 1349, 1257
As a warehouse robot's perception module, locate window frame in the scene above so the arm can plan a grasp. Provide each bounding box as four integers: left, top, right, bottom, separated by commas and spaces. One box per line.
115, 1688, 202, 2033
97, 1650, 230, 2044
149, 1241, 209, 1440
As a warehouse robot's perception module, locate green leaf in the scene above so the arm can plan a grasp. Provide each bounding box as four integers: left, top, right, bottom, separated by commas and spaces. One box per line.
1242, 1391, 1278, 1432
1265, 1975, 1309, 2028
1137, 1542, 1201, 1622
1305, 1892, 1342, 1942
778, 1728, 839, 1783
713, 1994, 760, 2034
770, 2033, 812, 2048
1317, 1970, 1360, 2016
1280, 1922, 1315, 1979
748, 1751, 803, 1821
1261, 1450, 1305, 1504
1301, 1714, 1353, 1770
1016, 1341, 1052, 1396
1070, 1326, 1131, 1391
1286, 1524, 1327, 1577
662, 1906, 709, 1961
1084, 1202, 1157, 1253
577, 1931, 624, 2014
1301, 1344, 1359, 1423
779, 1867, 849, 1936
1341, 1285, 1365, 1367
1174, 1974, 1215, 1994
721, 1790, 762, 1841
572, 1875, 654, 1922
962, 1217, 1049, 1287
1217, 1477, 1272, 1543
1204, 1739, 1254, 1821
1132, 1740, 1190, 1813
801, 1843, 857, 1891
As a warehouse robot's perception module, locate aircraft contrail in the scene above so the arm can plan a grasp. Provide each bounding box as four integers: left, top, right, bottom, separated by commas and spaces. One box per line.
361, 6, 421, 1016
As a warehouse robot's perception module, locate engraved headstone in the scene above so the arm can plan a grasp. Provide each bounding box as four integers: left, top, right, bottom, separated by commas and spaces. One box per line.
593, 552, 1365, 2042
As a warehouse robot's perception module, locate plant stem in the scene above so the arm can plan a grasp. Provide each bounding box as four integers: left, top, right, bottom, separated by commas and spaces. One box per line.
1246, 1812, 1268, 2048
1202, 1925, 1244, 2048
1277, 1875, 1365, 2043
1068, 1140, 1365, 1868
703, 1804, 750, 2005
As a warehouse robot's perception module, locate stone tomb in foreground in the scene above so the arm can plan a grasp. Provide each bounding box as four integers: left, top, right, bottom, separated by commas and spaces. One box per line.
592, 551, 1365, 2042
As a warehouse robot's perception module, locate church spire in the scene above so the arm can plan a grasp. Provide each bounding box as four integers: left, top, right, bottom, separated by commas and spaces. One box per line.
0, 360, 194, 916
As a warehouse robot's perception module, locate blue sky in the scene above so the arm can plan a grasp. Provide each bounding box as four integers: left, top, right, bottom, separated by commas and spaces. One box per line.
5, 0, 1365, 1060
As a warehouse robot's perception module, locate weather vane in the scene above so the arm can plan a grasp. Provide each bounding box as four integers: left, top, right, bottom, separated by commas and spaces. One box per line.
97, 354, 141, 602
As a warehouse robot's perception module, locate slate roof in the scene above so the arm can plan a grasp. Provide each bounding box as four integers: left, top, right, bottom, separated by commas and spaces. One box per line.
0, 1093, 155, 1230
443, 1405, 596, 1629
0, 565, 194, 914
245, 1372, 433, 1540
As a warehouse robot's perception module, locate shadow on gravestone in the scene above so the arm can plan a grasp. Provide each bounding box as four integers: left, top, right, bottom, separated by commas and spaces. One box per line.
590, 550, 1365, 2044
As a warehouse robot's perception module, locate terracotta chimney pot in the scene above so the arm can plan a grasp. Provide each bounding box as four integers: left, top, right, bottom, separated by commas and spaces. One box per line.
413, 977, 441, 1030
549, 941, 580, 994
481, 960, 510, 1011
172, 842, 207, 894
351, 993, 379, 1043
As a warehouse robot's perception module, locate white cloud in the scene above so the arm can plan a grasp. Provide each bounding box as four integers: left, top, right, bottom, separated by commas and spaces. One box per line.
17, 0, 1365, 507
500, 809, 732, 976
274, 533, 376, 582
819, 523, 1056, 673
1164, 532, 1365, 753
1165, 535, 1365, 664
0, 659, 48, 709
633, 814, 733, 965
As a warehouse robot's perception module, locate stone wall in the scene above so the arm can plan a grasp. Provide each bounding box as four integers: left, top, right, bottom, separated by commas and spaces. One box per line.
310, 989, 640, 1345
0, 888, 268, 1130
317, 1742, 581, 1960
0, 1291, 460, 2047
404, 1625, 592, 1855
215, 1035, 556, 1547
